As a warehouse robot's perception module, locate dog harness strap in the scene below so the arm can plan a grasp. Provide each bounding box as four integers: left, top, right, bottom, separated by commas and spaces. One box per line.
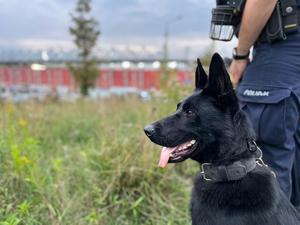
201, 157, 257, 182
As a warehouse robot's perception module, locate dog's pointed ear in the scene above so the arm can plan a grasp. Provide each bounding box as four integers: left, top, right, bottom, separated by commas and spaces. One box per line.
208, 53, 234, 96
195, 58, 208, 90
208, 53, 239, 114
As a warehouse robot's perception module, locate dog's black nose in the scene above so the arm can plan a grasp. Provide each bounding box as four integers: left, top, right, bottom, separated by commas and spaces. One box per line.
144, 124, 155, 137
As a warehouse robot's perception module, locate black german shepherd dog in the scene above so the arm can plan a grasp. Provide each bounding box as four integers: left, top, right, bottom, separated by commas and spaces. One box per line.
144, 53, 300, 225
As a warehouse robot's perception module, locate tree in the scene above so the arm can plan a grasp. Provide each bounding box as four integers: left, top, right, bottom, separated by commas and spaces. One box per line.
68, 0, 100, 96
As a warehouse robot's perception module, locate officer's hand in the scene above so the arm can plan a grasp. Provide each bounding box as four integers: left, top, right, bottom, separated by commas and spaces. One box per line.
229, 59, 249, 88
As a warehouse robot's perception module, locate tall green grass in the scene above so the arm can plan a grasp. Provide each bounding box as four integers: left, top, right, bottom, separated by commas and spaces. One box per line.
0, 95, 199, 225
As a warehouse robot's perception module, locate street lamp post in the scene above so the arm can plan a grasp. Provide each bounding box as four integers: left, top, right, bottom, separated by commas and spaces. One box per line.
163, 16, 183, 64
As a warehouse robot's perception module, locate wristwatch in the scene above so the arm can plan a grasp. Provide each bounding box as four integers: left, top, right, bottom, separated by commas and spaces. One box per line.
232, 47, 250, 60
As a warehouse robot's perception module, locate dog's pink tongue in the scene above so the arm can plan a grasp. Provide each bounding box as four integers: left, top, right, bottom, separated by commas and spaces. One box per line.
158, 147, 176, 168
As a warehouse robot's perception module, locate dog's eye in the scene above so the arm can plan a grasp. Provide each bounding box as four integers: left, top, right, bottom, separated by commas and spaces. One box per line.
184, 108, 194, 116
186, 110, 193, 114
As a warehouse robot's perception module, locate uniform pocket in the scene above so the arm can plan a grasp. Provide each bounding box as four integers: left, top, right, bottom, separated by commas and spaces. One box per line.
237, 85, 296, 147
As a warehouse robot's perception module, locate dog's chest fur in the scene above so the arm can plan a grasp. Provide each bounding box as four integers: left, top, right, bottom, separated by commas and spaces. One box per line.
190, 166, 300, 225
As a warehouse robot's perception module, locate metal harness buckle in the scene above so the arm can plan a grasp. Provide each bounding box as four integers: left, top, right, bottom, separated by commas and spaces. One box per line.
201, 163, 213, 181
254, 146, 277, 178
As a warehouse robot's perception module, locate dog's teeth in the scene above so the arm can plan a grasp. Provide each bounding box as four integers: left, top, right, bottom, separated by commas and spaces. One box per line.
191, 140, 196, 145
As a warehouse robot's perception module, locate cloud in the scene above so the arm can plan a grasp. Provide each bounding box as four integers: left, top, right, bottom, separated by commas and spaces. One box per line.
0, 38, 74, 51
0, 0, 232, 58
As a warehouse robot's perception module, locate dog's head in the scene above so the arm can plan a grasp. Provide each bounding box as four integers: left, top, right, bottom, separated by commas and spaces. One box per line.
144, 53, 252, 167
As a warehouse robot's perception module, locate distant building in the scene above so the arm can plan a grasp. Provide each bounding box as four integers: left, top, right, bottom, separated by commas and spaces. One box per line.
0, 48, 193, 91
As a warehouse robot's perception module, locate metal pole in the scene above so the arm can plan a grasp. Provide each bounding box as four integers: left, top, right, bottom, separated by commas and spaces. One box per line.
163, 16, 183, 63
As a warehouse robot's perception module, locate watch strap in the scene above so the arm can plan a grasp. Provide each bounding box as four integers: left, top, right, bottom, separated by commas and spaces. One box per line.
233, 47, 249, 60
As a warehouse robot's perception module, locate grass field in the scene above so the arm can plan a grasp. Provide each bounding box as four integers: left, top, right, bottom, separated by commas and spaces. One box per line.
0, 93, 200, 225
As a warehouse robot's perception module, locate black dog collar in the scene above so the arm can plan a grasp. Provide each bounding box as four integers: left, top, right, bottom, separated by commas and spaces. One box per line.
201, 140, 263, 182
201, 157, 257, 182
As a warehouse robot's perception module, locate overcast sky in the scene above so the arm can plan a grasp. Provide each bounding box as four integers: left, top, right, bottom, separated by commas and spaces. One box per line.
0, 0, 234, 58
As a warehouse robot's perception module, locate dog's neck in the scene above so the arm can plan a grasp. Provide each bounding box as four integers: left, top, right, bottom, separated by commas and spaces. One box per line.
200, 141, 262, 182
192, 110, 257, 166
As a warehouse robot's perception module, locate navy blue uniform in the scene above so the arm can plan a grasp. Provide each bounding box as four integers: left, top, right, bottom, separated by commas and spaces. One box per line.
237, 19, 300, 206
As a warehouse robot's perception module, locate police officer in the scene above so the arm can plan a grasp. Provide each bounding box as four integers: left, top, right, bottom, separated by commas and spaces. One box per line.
229, 0, 300, 207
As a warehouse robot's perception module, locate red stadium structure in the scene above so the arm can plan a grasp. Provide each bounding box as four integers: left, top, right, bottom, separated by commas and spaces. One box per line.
0, 64, 193, 91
